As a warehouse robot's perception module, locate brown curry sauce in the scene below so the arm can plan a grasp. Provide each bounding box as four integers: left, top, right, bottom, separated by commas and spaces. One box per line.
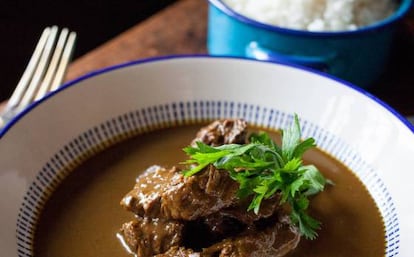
34, 124, 385, 257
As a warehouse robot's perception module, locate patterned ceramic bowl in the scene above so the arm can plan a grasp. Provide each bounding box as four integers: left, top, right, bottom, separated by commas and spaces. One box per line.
0, 56, 413, 256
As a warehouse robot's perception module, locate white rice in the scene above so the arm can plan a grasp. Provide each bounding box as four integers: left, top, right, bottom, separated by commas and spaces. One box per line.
222, 0, 396, 31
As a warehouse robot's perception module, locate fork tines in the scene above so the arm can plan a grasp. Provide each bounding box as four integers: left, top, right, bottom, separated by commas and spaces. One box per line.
8, 26, 77, 110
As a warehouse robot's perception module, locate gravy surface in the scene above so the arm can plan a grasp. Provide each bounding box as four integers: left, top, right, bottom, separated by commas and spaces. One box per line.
34, 124, 385, 257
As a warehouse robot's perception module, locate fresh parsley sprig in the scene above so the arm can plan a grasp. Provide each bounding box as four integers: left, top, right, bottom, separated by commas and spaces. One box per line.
182, 115, 328, 239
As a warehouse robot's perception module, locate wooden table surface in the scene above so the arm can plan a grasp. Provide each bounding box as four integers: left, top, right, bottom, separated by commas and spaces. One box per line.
65, 0, 207, 82
7, 0, 414, 116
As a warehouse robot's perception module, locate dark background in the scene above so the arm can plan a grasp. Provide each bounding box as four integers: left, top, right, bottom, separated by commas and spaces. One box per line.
0, 0, 177, 102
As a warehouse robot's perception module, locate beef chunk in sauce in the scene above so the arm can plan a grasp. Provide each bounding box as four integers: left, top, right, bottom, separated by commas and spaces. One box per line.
121, 165, 239, 220
153, 246, 200, 257
121, 119, 248, 220
153, 214, 300, 257
121, 165, 181, 218
119, 218, 183, 256
192, 119, 247, 146
203, 195, 281, 239
203, 215, 301, 257
213, 195, 281, 225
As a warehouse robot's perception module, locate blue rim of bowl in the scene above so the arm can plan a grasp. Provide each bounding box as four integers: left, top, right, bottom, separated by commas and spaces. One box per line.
208, 0, 413, 37
0, 55, 413, 139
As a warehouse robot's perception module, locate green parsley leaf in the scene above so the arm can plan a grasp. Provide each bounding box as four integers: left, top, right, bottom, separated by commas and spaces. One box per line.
289, 195, 321, 240
281, 115, 302, 160
182, 114, 329, 239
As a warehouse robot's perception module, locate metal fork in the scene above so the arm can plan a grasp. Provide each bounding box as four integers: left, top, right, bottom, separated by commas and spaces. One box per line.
0, 26, 76, 128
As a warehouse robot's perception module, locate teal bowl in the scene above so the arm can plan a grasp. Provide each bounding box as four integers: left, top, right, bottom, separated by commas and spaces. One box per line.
207, 0, 413, 87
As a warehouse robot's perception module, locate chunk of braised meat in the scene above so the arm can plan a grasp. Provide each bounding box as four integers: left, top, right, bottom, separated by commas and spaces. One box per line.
203, 215, 247, 241
220, 195, 281, 225
121, 165, 181, 218
121, 165, 239, 220
203, 195, 281, 238
202, 215, 301, 257
153, 246, 200, 257
119, 218, 183, 257
192, 119, 247, 146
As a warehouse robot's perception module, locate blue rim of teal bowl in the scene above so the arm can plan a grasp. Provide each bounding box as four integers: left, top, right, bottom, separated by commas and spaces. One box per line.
0, 55, 413, 139
208, 0, 413, 37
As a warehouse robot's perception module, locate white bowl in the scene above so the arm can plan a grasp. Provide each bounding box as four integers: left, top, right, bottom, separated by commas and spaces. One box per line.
0, 56, 413, 256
